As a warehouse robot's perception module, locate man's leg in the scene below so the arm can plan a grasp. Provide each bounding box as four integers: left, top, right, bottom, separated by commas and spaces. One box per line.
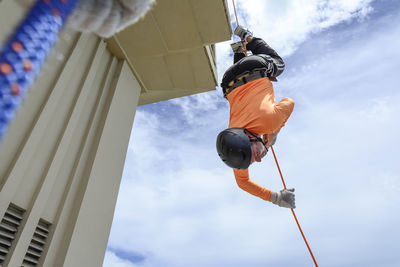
231, 41, 246, 63
246, 37, 285, 77
234, 52, 246, 63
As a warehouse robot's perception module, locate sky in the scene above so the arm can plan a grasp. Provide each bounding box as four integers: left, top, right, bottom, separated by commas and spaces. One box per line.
103, 1, 400, 266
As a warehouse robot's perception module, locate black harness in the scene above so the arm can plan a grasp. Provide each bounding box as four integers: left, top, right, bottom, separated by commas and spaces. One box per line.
223, 68, 270, 98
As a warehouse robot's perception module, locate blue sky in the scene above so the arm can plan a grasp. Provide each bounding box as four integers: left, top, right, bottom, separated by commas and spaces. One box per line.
103, 1, 400, 266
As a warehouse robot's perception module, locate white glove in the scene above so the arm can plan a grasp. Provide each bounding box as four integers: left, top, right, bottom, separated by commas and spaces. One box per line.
270, 188, 296, 209
67, 0, 155, 38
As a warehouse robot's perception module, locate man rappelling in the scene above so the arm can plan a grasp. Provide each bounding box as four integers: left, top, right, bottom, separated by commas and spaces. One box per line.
216, 26, 296, 209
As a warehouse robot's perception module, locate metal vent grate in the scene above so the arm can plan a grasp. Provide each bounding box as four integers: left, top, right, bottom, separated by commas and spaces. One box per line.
21, 220, 51, 267
0, 204, 24, 266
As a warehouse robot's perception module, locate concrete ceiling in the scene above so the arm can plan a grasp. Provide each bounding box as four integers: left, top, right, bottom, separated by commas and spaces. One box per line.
106, 0, 232, 105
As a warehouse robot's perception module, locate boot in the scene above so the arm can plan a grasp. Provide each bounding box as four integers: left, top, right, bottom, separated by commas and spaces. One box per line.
230, 41, 245, 54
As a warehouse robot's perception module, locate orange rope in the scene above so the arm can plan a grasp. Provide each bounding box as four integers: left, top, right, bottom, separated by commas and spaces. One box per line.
271, 146, 318, 267
230, 0, 318, 265
231, 0, 248, 56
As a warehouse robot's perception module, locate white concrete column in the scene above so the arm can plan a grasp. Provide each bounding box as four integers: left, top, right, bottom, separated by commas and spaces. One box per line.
0, 2, 141, 265
60, 61, 140, 267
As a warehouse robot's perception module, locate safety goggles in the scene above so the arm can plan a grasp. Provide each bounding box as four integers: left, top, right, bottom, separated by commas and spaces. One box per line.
244, 129, 268, 151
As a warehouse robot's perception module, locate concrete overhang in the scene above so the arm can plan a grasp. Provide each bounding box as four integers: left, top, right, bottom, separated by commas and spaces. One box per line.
106, 0, 232, 106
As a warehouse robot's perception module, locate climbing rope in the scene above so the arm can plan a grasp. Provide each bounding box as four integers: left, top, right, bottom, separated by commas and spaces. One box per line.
0, 0, 78, 140
231, 0, 247, 56
231, 0, 318, 266
271, 147, 319, 266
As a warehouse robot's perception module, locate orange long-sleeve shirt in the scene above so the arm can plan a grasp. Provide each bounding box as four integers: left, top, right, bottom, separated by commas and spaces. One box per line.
227, 77, 294, 201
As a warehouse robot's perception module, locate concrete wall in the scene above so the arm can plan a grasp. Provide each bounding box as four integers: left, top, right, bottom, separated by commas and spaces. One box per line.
0, 3, 141, 265
0, 0, 230, 266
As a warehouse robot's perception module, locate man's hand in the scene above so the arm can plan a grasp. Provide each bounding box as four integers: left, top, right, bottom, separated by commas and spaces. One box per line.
263, 131, 279, 148
270, 188, 296, 208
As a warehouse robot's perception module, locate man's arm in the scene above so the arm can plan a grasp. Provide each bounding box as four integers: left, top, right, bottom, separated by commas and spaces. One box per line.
233, 169, 296, 208
261, 97, 295, 135
234, 169, 272, 201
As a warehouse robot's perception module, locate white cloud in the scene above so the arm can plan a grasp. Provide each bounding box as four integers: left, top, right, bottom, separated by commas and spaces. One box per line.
169, 0, 376, 126
103, 250, 137, 267
105, 1, 400, 266
111, 86, 400, 266
168, 90, 229, 128
235, 0, 374, 56
359, 99, 391, 121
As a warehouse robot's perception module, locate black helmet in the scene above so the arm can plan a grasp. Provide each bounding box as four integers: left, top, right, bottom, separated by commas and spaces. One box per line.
216, 128, 252, 169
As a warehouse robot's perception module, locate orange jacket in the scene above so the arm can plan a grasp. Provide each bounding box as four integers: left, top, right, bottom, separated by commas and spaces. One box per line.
227, 77, 294, 201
